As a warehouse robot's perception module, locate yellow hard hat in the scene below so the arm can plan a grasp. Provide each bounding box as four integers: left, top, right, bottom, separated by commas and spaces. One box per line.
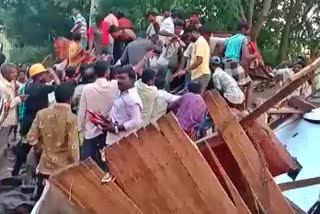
29, 63, 47, 78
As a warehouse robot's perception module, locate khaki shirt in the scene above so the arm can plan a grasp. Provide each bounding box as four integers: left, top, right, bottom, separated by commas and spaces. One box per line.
27, 103, 79, 175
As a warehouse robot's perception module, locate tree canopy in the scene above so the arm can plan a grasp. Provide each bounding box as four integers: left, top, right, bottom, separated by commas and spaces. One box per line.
1, 0, 319, 65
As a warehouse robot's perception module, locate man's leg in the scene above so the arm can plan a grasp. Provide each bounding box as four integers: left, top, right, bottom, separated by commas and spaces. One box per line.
36, 173, 50, 200
80, 138, 96, 161
0, 126, 12, 177
194, 74, 211, 93
12, 141, 32, 176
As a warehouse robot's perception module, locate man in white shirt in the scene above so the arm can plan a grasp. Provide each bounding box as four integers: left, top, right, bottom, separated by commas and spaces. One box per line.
0, 64, 28, 177
210, 56, 245, 107
78, 61, 118, 168
71, 8, 88, 49
103, 66, 143, 145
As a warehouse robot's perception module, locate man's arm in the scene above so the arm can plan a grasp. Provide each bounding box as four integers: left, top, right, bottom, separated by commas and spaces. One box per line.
106, 104, 142, 133
77, 89, 87, 132
120, 46, 129, 66
242, 43, 258, 61
26, 113, 40, 146
68, 117, 80, 164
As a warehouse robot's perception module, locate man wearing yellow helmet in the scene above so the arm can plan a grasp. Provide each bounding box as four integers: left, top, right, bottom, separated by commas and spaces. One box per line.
12, 63, 61, 176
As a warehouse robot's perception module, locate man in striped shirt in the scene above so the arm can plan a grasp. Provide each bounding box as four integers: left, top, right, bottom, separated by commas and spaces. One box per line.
71, 8, 88, 49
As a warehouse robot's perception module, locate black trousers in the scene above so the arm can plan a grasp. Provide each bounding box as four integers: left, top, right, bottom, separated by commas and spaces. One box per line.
36, 173, 50, 200
12, 140, 31, 176
80, 133, 107, 171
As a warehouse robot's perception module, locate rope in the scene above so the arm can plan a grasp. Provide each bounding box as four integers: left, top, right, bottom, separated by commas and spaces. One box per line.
68, 177, 75, 205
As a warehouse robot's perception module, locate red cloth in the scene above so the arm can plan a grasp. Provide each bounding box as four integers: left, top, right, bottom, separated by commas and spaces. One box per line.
118, 17, 133, 29
249, 41, 263, 62
88, 21, 110, 46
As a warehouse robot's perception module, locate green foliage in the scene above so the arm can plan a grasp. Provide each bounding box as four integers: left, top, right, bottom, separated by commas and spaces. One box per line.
1, 0, 320, 66
9, 44, 52, 65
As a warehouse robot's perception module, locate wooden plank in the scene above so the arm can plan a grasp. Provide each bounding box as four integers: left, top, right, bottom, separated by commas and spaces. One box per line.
204, 90, 294, 213
244, 120, 299, 176
267, 108, 304, 114
137, 126, 213, 213
106, 137, 172, 213
279, 177, 320, 191
50, 160, 143, 214
241, 57, 320, 127
157, 115, 238, 213
204, 142, 251, 214
288, 97, 316, 112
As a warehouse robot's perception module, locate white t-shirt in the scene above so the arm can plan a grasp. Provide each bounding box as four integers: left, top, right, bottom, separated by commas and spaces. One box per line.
160, 17, 174, 35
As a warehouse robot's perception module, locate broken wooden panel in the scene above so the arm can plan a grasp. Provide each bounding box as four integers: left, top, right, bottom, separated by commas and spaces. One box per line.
204, 91, 294, 213
204, 142, 251, 214
49, 160, 143, 214
288, 97, 316, 112
244, 120, 299, 176
242, 57, 320, 127
279, 177, 320, 192
106, 116, 238, 214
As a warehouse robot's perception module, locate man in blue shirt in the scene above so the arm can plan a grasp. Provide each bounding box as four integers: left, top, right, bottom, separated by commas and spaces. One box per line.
223, 21, 258, 108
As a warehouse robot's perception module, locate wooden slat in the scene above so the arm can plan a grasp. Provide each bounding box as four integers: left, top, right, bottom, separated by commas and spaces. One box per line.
106, 137, 172, 213
241, 57, 320, 127
106, 120, 238, 214
288, 97, 316, 112
50, 160, 143, 214
204, 91, 294, 213
244, 120, 299, 176
279, 177, 320, 191
204, 142, 251, 214
267, 108, 304, 114
158, 115, 238, 213
137, 126, 213, 213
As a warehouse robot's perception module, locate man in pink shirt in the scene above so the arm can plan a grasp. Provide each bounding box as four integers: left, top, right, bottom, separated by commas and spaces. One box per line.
78, 61, 118, 169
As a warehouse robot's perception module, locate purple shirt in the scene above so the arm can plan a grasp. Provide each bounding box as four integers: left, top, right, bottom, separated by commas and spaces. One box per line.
170, 93, 207, 134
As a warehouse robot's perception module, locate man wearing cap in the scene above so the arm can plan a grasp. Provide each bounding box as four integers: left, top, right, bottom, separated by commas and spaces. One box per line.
12, 63, 61, 176
210, 56, 245, 107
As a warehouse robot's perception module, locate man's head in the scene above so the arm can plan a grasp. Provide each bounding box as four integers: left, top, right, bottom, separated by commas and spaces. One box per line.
110, 65, 122, 80
72, 33, 82, 42
54, 83, 75, 104
174, 19, 185, 36
187, 81, 202, 94
80, 64, 95, 84
155, 78, 165, 90
1, 64, 17, 82
238, 20, 250, 35
210, 56, 222, 71
294, 60, 306, 73
96, 15, 105, 26
94, 61, 110, 79
29, 63, 48, 83
146, 11, 157, 23
17, 67, 27, 83
65, 66, 76, 79
181, 33, 192, 46
141, 68, 156, 86
149, 33, 159, 44
0, 53, 6, 67
117, 66, 136, 92
190, 11, 200, 24
171, 9, 181, 21
72, 8, 79, 16
190, 26, 201, 42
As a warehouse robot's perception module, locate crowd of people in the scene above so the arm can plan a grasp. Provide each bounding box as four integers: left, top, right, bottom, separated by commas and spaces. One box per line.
0, 7, 311, 202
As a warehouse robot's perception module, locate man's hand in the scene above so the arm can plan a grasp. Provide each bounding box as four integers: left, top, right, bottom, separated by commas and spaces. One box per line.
19, 95, 29, 102
101, 121, 116, 133
172, 69, 187, 79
